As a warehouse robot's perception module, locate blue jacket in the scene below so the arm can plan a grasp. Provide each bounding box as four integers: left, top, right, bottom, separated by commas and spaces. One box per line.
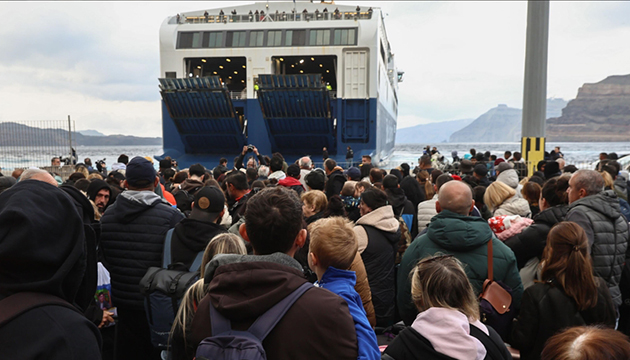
317, 267, 380, 360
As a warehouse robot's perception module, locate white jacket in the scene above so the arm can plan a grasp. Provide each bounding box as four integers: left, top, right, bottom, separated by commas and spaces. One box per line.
417, 194, 438, 233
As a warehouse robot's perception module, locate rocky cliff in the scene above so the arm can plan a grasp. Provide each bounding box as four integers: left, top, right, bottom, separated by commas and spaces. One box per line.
547, 75, 630, 142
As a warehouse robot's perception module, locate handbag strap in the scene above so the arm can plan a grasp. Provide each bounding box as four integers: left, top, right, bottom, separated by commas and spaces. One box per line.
469, 324, 506, 360
162, 228, 175, 268
487, 238, 494, 281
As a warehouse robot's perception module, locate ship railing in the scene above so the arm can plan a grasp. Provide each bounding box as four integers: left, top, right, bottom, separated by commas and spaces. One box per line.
178, 11, 373, 24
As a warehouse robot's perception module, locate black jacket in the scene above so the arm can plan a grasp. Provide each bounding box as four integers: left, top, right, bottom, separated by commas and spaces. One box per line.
383, 324, 510, 360
360, 224, 400, 327
325, 169, 347, 199
170, 218, 227, 270
387, 187, 418, 238
504, 205, 567, 269
0, 181, 102, 359
100, 191, 184, 309
510, 278, 616, 360
399, 176, 426, 209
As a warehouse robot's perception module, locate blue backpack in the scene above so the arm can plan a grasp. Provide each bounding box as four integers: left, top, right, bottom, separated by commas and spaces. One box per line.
195, 282, 313, 360
139, 229, 204, 350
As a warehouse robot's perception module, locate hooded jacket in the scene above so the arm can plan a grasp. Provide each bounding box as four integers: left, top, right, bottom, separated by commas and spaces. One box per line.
100, 190, 184, 309
504, 205, 568, 269
398, 210, 523, 326
387, 187, 418, 238
383, 308, 511, 360
317, 267, 380, 360
185, 253, 358, 360
614, 175, 629, 202
278, 176, 305, 196
566, 190, 629, 307
400, 176, 427, 210
354, 205, 401, 327
0, 180, 102, 359
170, 218, 227, 271
493, 196, 531, 218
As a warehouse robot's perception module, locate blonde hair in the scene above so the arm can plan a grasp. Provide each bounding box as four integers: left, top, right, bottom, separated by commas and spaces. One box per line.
484, 181, 516, 211
599, 171, 614, 189
418, 170, 434, 199
411, 254, 480, 321
308, 216, 358, 270
170, 232, 247, 349
301, 190, 328, 213
87, 173, 103, 181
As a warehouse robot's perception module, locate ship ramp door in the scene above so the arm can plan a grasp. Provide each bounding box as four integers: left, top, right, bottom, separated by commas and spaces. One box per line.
256, 74, 335, 154
342, 50, 370, 143
159, 77, 246, 154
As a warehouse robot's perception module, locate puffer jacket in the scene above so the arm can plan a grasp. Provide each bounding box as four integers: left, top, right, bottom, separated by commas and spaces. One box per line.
614, 175, 628, 201
493, 196, 531, 218
100, 191, 184, 309
496, 169, 523, 198
354, 205, 401, 327
566, 190, 629, 307
504, 205, 568, 269
397, 210, 523, 326
417, 194, 438, 234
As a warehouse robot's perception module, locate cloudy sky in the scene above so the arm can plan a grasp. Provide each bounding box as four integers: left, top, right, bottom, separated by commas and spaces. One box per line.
0, 1, 628, 137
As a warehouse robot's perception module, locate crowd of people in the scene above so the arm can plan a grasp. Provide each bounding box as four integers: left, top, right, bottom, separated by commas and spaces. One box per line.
2, 144, 630, 360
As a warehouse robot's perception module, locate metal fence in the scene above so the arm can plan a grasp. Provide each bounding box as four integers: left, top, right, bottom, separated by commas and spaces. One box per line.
0, 117, 76, 172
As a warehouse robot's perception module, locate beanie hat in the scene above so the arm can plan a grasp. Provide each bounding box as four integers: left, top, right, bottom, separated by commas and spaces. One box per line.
126, 157, 156, 187
305, 170, 325, 191
474, 164, 488, 177
460, 160, 474, 174
286, 164, 300, 178
496, 162, 513, 174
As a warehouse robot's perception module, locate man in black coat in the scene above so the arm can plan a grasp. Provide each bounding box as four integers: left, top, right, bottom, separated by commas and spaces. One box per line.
100, 157, 184, 360
324, 158, 346, 200
170, 186, 227, 270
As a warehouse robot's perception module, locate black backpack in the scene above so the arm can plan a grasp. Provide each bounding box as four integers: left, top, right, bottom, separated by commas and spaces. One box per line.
173, 186, 201, 213
139, 229, 204, 350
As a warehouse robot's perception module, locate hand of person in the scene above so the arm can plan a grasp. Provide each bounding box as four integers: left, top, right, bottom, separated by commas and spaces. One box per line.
242, 145, 248, 155
253, 146, 259, 155
99, 311, 115, 328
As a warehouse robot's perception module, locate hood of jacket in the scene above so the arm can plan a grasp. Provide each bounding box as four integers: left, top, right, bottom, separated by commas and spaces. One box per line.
86, 179, 111, 202
180, 178, 204, 193
278, 176, 303, 189
427, 210, 494, 251
386, 187, 409, 214
0, 180, 86, 303
569, 190, 623, 220
496, 168, 519, 189
173, 218, 226, 253
495, 196, 531, 217
268, 170, 286, 180
533, 204, 568, 225
203, 253, 307, 320
411, 308, 487, 360
355, 205, 400, 233
106, 190, 164, 224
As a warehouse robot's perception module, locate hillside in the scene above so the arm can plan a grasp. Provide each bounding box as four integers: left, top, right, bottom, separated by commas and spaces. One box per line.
396, 118, 474, 144
547, 75, 630, 141
0, 122, 162, 146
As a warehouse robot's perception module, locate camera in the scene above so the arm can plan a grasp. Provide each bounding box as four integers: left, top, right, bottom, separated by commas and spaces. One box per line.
247, 145, 255, 152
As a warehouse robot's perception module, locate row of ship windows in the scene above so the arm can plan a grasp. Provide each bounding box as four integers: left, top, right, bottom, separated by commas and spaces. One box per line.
177, 28, 357, 49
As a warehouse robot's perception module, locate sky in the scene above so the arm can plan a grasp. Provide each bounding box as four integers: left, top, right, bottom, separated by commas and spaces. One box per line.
0, 1, 629, 137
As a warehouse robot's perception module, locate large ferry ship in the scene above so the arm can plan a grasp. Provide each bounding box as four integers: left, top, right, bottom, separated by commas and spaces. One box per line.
157, 2, 402, 167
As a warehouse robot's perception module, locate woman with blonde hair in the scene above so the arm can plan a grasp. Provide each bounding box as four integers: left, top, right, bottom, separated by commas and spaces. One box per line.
510, 222, 616, 360
484, 180, 531, 217
169, 233, 246, 360
301, 190, 328, 224
417, 170, 434, 199
383, 255, 511, 360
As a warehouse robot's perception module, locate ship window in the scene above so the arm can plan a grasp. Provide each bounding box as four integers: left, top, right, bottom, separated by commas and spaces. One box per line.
286, 30, 306, 46
249, 31, 264, 47
333, 29, 357, 45
177, 32, 195, 48
205, 32, 223, 48
226, 31, 246, 47
267, 30, 282, 47
192, 32, 203, 48
309, 29, 330, 46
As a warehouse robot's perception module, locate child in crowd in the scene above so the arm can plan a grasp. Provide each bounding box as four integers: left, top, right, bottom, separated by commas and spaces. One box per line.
308, 217, 380, 360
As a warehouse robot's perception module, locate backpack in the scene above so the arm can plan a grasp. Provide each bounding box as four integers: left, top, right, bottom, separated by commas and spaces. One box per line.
395, 207, 412, 265
139, 229, 204, 350
173, 186, 201, 213
195, 282, 313, 360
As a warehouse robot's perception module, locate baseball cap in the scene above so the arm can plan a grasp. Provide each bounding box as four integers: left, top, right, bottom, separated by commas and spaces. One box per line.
286, 164, 300, 178
193, 186, 225, 214
345, 167, 361, 181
